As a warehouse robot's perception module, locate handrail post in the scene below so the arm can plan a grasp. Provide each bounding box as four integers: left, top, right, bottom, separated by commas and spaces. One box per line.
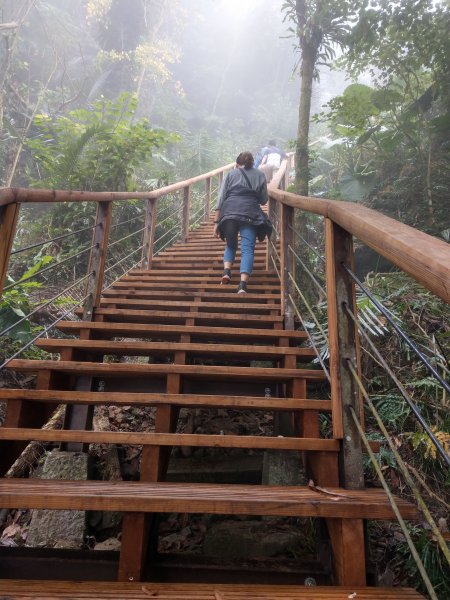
181, 185, 191, 243
0, 203, 20, 297
204, 177, 211, 223
83, 201, 113, 320
266, 196, 274, 270
284, 156, 291, 190
325, 217, 363, 489
281, 203, 295, 328
141, 199, 156, 269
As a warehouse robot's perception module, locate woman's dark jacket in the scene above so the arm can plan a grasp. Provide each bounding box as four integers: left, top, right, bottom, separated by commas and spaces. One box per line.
216, 167, 272, 241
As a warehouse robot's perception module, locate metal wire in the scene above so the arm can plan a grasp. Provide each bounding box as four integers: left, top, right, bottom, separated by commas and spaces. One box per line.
154, 222, 181, 245
288, 293, 331, 382
288, 223, 325, 264
269, 239, 280, 263
288, 244, 326, 297
0, 272, 92, 339
110, 214, 143, 230
347, 359, 450, 565
156, 206, 181, 228
104, 244, 144, 276
3, 244, 97, 291
102, 257, 144, 292
108, 226, 145, 249
342, 264, 450, 394
10, 224, 96, 256
155, 231, 182, 255
345, 303, 450, 467
0, 292, 90, 373
288, 272, 328, 343
270, 253, 281, 281
348, 405, 439, 600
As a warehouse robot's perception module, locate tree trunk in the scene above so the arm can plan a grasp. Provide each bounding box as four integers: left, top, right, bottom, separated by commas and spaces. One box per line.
295, 46, 316, 196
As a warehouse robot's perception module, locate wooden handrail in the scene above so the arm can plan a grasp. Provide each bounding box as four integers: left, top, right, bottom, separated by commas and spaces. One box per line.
1, 160, 448, 303
269, 190, 449, 304
0, 163, 235, 207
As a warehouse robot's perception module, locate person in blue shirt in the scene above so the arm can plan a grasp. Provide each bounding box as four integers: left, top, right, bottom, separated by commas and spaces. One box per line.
259, 140, 286, 183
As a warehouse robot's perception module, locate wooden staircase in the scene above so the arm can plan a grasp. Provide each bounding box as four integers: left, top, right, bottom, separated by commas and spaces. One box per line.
0, 217, 423, 598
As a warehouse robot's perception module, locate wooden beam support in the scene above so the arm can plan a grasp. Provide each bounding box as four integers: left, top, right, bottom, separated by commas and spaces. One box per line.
204, 177, 211, 223
141, 199, 156, 269
0, 202, 20, 296
82, 201, 113, 320
325, 218, 364, 489
281, 203, 295, 326
181, 185, 191, 243
326, 518, 366, 586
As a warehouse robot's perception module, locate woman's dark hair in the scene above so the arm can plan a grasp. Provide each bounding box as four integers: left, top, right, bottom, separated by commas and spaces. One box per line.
236, 151, 254, 169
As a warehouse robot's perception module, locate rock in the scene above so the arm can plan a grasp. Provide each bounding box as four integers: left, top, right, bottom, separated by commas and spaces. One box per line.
26, 450, 89, 549
203, 520, 304, 559
94, 537, 121, 551
262, 450, 306, 486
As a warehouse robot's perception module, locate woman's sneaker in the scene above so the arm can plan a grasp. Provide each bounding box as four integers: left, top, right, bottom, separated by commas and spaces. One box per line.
221, 268, 231, 284
237, 281, 248, 295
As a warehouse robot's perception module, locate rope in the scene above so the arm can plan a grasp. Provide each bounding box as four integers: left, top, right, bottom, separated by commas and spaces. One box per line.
347, 360, 450, 565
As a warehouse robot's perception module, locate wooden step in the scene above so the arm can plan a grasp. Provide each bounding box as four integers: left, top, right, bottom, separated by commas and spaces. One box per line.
35, 339, 315, 361
7, 358, 326, 382
0, 480, 418, 520
102, 288, 281, 303
6, 359, 326, 382
56, 321, 306, 343
0, 428, 338, 452
128, 269, 279, 278
121, 275, 278, 284
0, 389, 332, 411
99, 298, 281, 315
0, 580, 426, 598
77, 308, 284, 327
109, 282, 280, 293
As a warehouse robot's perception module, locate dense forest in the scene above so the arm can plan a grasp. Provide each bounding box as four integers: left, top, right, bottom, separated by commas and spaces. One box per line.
0, 1, 449, 597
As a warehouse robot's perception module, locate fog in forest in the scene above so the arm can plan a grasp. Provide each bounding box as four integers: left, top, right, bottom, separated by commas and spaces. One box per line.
0, 0, 358, 173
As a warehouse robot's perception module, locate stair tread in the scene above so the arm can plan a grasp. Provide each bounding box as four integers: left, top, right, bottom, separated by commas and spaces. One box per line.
102, 289, 281, 302
7, 359, 327, 381
0, 389, 332, 411
0, 428, 339, 452
56, 321, 307, 340
78, 308, 284, 324
99, 299, 281, 312
0, 480, 418, 520
35, 339, 314, 359
0, 580, 426, 599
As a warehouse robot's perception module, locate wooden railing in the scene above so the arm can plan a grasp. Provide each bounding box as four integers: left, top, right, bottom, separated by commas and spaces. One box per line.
0, 163, 234, 300
267, 156, 450, 487
1, 158, 449, 482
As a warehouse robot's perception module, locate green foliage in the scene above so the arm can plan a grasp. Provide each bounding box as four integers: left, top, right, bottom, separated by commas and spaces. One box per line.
27, 93, 179, 192
395, 526, 450, 599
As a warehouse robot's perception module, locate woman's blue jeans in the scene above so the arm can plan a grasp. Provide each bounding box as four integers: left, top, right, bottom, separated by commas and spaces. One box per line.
222, 220, 257, 275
